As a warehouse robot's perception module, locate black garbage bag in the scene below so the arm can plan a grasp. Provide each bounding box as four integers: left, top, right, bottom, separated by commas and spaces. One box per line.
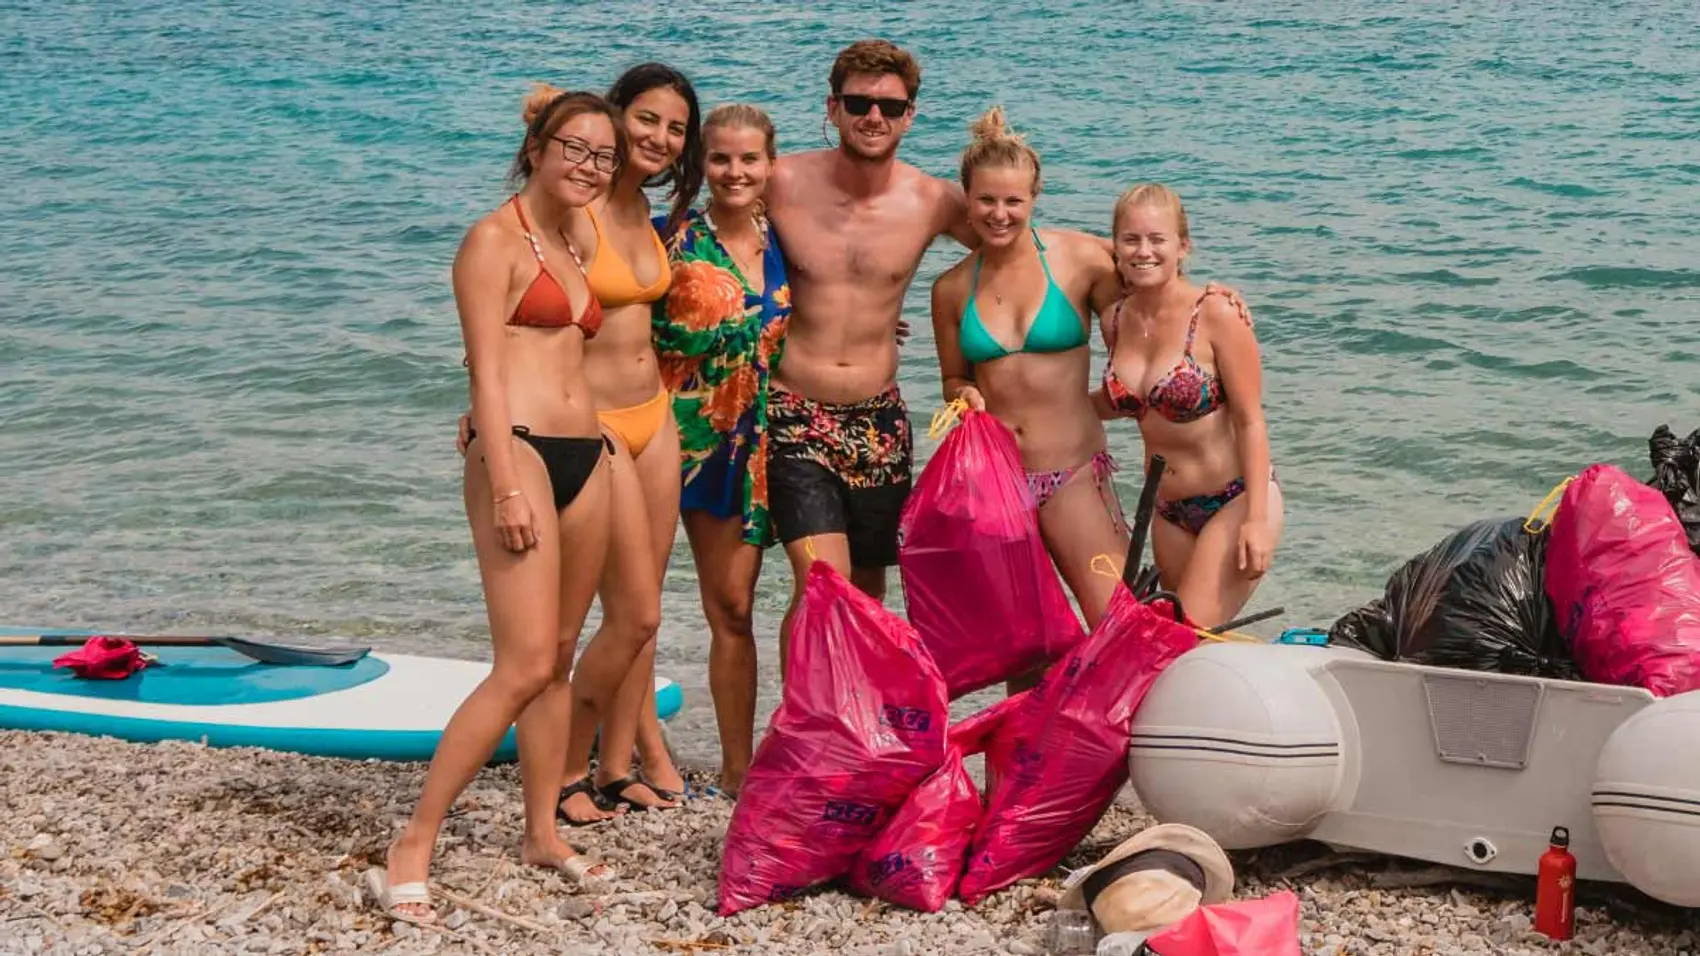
1330, 517, 1579, 678
1648, 424, 1700, 556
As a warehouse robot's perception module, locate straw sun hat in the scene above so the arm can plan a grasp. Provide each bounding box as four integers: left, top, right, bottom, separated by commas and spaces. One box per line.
1058, 823, 1235, 942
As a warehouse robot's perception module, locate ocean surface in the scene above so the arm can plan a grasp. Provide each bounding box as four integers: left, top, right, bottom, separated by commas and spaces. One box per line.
4, 2, 1698, 763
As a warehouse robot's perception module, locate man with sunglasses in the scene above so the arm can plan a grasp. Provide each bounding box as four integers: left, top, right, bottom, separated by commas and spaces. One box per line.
762, 38, 980, 664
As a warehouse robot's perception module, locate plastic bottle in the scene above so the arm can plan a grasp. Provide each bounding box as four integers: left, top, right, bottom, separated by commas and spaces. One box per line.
1534, 825, 1576, 941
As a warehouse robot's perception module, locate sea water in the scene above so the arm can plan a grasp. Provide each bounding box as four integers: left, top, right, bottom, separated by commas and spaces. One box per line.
3, 1, 1697, 760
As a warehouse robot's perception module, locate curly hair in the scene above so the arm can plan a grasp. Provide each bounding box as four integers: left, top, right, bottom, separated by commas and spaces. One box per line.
829, 39, 922, 99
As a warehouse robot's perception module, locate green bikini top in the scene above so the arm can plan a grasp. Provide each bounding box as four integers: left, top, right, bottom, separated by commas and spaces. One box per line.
958, 228, 1089, 365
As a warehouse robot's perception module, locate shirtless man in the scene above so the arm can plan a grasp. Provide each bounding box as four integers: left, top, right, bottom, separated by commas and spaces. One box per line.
764, 38, 978, 664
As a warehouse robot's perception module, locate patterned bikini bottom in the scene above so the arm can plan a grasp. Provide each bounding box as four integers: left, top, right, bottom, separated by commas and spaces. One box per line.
1155, 468, 1280, 536
1024, 449, 1129, 535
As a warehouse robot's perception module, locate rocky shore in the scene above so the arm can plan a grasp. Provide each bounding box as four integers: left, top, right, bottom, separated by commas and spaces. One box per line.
1, 731, 1694, 955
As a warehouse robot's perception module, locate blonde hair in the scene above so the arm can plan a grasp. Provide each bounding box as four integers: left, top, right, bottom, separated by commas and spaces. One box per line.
958, 106, 1042, 195
703, 103, 777, 159
1112, 183, 1191, 243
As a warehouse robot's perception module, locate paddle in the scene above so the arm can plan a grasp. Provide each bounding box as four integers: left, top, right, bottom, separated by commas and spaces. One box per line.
0, 633, 372, 667
1121, 454, 1168, 590
1207, 606, 1287, 635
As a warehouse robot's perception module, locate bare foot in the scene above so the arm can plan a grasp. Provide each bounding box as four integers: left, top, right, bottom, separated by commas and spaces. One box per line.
558, 776, 619, 825
718, 767, 745, 800
380, 833, 437, 922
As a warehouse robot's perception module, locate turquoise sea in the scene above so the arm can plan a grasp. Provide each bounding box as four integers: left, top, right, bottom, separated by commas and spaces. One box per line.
4, 2, 1698, 762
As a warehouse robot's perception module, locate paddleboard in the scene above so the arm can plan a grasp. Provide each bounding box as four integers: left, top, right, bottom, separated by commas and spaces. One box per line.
0, 627, 683, 763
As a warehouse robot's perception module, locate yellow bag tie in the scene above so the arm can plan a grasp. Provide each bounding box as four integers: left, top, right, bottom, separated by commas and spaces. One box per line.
1089, 553, 1122, 580
1523, 475, 1575, 534
803, 538, 817, 562
1194, 627, 1264, 644
927, 398, 968, 441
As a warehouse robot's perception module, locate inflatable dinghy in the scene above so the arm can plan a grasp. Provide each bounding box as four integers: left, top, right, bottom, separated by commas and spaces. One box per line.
1128, 641, 1700, 907
0, 627, 684, 764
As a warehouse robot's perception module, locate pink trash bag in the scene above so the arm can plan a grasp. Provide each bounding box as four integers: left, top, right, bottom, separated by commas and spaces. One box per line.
847, 748, 983, 912
898, 409, 1085, 698
1141, 890, 1302, 956
956, 585, 1198, 905
1545, 463, 1700, 697
718, 562, 949, 916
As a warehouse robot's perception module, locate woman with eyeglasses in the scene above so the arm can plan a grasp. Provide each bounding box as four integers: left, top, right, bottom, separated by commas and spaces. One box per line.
366, 88, 631, 927
460, 66, 705, 823
929, 107, 1128, 660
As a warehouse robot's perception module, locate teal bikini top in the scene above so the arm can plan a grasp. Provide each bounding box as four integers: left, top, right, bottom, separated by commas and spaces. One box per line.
958, 228, 1089, 365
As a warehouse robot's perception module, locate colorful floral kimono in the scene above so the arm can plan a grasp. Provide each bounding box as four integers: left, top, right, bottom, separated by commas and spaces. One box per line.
652, 208, 791, 547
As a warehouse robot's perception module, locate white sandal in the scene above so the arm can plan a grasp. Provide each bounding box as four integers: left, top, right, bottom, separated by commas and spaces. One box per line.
539, 854, 616, 892
363, 867, 438, 926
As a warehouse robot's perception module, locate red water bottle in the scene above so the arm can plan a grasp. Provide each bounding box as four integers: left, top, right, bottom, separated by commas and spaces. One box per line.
1534, 825, 1576, 940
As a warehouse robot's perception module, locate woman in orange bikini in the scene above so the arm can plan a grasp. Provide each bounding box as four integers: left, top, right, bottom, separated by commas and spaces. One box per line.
455, 66, 699, 821
555, 63, 702, 822
930, 107, 1127, 657
1092, 183, 1283, 629
366, 89, 631, 926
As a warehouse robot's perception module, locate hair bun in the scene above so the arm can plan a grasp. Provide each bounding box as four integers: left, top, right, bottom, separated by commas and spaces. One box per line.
969, 105, 1019, 145
523, 83, 567, 126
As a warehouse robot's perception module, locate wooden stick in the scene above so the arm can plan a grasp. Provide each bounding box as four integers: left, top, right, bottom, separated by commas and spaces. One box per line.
4, 899, 65, 932
132, 893, 242, 952
432, 887, 552, 936
436, 922, 498, 956
472, 853, 506, 900
646, 938, 733, 952
240, 890, 287, 924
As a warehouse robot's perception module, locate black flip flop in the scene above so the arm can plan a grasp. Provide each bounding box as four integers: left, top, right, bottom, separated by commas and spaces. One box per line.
640, 774, 691, 803
593, 773, 681, 813
556, 777, 616, 827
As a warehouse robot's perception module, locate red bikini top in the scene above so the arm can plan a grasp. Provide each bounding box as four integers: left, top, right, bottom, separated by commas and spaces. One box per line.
508, 195, 602, 338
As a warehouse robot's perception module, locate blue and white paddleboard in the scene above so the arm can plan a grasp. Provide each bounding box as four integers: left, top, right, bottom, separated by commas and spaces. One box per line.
0, 627, 683, 763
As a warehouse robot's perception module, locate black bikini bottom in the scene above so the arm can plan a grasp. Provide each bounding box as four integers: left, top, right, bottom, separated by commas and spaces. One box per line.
470, 425, 612, 512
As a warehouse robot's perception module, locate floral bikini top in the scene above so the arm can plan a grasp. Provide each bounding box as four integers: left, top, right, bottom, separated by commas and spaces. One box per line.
1102, 284, 1252, 424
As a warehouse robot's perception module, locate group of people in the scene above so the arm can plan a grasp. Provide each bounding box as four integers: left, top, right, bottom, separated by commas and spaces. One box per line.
364, 38, 1283, 924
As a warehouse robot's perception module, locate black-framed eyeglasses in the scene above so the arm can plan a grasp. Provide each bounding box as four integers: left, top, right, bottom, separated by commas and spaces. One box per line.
551, 135, 619, 174
836, 94, 912, 118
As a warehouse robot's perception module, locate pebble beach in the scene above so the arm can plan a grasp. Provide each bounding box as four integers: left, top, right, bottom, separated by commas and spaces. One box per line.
4, 730, 1694, 956
5, 4, 1700, 956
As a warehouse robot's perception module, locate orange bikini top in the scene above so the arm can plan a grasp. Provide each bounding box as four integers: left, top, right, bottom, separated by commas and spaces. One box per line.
508, 196, 602, 338
583, 205, 671, 307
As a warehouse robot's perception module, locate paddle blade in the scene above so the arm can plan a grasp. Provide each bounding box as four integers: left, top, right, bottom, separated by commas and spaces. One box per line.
216, 637, 370, 667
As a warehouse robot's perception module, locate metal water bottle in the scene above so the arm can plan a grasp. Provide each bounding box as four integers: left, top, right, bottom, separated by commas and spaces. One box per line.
1534, 825, 1576, 940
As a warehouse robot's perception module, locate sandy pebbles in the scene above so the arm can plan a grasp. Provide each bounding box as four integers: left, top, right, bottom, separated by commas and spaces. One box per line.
1, 730, 1694, 955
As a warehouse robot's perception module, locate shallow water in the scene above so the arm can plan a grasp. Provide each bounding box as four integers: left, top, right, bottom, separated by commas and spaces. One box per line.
3, 2, 1698, 762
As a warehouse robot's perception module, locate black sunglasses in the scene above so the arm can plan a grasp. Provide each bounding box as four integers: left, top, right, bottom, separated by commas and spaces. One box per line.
836, 93, 912, 118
